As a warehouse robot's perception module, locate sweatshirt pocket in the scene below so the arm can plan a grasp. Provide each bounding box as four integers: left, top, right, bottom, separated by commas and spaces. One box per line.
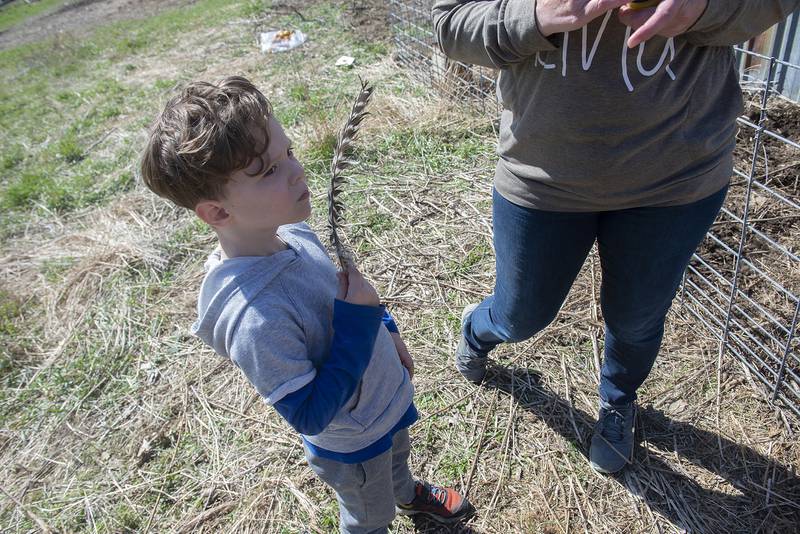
324, 400, 369, 433
348, 326, 407, 430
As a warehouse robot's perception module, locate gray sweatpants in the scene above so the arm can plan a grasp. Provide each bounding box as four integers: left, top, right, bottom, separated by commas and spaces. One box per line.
304, 429, 417, 534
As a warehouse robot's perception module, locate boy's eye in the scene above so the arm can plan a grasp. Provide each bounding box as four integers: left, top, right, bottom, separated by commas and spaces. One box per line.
264, 164, 278, 177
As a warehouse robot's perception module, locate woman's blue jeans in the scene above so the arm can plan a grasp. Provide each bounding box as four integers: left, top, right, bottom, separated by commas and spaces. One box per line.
465, 186, 728, 405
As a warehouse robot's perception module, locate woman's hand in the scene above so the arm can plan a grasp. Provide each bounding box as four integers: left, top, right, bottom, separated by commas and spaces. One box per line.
535, 0, 631, 36
618, 0, 708, 47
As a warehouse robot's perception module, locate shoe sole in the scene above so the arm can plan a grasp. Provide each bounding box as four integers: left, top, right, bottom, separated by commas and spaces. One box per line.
588, 459, 627, 474
396, 503, 476, 524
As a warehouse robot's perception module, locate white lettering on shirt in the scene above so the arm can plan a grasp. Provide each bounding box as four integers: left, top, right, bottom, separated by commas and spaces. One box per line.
535, 23, 678, 92
582, 11, 613, 71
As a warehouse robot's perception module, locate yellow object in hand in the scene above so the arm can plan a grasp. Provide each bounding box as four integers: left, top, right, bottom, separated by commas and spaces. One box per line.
627, 0, 662, 9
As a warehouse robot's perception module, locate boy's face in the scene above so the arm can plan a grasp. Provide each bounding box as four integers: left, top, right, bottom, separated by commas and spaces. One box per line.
220, 116, 311, 233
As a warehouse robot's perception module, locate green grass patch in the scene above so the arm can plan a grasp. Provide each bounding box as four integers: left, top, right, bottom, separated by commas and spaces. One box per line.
0, 265, 155, 430
447, 241, 491, 277
439, 449, 471, 480
362, 126, 494, 177
3, 170, 57, 209
301, 128, 338, 178
0, 288, 36, 396
0, 0, 248, 229
55, 128, 85, 163
1, 143, 25, 170
2, 156, 132, 212
0, 290, 23, 385
0, 0, 392, 237
0, 290, 20, 338
0, 0, 64, 33
111, 503, 142, 533
40, 256, 77, 283
361, 208, 395, 234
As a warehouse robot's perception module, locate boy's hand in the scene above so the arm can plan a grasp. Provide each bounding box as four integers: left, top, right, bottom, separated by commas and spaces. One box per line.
336, 266, 380, 307
390, 332, 415, 379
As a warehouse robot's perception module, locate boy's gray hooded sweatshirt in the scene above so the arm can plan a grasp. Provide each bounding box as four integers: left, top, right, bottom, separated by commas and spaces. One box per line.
191, 223, 413, 453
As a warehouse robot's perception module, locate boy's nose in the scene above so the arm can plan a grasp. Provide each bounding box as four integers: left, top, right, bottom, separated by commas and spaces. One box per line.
289, 160, 306, 184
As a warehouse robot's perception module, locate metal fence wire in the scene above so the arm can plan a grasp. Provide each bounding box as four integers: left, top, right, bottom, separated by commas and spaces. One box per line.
389, 1, 800, 420
389, 0, 498, 112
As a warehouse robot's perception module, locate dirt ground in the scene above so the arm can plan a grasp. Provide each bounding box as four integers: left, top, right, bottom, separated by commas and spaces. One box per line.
0, 0, 193, 50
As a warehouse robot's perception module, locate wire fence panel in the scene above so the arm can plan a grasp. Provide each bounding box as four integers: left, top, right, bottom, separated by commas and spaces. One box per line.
389, 0, 497, 113
739, 11, 800, 102
686, 49, 800, 420
389, 1, 800, 420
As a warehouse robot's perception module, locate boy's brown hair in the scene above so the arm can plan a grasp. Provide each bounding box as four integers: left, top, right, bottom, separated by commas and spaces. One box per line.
140, 76, 272, 209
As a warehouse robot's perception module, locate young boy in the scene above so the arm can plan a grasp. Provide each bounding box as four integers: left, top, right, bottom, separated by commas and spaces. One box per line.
140, 76, 474, 533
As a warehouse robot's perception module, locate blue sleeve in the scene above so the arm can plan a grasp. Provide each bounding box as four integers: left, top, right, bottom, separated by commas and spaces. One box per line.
273, 299, 383, 436
381, 305, 399, 334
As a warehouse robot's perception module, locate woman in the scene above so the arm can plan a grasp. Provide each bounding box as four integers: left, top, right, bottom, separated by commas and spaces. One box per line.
433, 0, 799, 473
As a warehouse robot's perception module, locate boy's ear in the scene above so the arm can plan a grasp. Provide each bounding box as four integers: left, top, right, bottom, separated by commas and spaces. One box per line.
195, 200, 231, 228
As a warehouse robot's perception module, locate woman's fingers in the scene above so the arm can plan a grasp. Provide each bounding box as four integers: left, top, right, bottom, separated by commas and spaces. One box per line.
625, 0, 678, 46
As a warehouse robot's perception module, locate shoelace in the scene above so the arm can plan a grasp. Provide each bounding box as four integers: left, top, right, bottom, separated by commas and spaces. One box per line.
600, 408, 628, 441
423, 484, 448, 506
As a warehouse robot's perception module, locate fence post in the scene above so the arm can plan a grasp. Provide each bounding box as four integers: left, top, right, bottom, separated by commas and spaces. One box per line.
715, 56, 776, 413
772, 300, 800, 403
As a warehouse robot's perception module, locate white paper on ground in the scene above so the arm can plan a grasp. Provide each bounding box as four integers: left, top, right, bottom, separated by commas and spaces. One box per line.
335, 55, 355, 67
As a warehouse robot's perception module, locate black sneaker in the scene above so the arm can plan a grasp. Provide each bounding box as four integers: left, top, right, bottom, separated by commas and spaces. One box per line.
455, 303, 489, 385
396, 481, 475, 524
589, 400, 636, 474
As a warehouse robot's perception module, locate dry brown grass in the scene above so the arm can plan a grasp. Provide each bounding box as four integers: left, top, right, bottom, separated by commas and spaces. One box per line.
337, 94, 800, 532
1, 2, 799, 532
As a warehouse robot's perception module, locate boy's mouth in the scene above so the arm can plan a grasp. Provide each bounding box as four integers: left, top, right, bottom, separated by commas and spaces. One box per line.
298, 190, 309, 201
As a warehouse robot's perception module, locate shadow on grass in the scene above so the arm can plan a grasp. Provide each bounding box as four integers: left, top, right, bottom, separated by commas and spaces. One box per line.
479, 366, 800, 533
407, 515, 480, 534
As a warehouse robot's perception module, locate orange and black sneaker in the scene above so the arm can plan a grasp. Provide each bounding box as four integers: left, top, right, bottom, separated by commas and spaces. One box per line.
396, 481, 475, 524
